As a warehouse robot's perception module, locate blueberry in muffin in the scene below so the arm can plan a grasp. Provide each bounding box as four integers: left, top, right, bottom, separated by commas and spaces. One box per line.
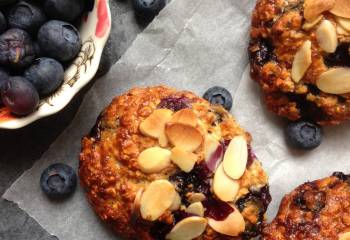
79, 86, 271, 239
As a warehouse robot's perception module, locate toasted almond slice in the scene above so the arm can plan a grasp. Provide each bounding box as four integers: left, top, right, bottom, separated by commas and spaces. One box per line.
169, 192, 182, 211
316, 68, 350, 94
304, 0, 335, 22
223, 136, 248, 180
187, 192, 206, 203
170, 109, 198, 127
137, 147, 171, 174
166, 216, 207, 240
186, 202, 205, 217
208, 205, 245, 237
330, 0, 350, 18
316, 19, 338, 53
139, 109, 173, 139
337, 24, 350, 35
165, 123, 203, 152
140, 180, 176, 221
339, 231, 350, 240
170, 147, 198, 172
292, 40, 312, 83
302, 15, 323, 30
159, 130, 169, 147
213, 163, 240, 202
336, 16, 350, 32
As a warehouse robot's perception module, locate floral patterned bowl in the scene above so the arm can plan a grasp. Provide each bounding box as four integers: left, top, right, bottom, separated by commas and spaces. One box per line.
0, 0, 111, 129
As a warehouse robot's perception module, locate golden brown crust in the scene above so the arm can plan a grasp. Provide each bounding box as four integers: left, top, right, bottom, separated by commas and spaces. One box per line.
249, 0, 350, 125
79, 86, 270, 239
263, 173, 350, 240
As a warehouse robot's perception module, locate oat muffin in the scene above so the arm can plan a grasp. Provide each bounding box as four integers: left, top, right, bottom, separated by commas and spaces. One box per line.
79, 86, 271, 240
263, 172, 350, 240
249, 0, 350, 125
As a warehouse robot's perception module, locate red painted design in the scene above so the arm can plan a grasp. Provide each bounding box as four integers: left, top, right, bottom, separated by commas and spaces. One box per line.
0, 108, 14, 121
95, 0, 110, 38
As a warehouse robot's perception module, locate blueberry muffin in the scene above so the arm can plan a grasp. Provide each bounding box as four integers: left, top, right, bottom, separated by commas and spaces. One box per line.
79, 86, 271, 239
249, 0, 350, 125
263, 172, 350, 240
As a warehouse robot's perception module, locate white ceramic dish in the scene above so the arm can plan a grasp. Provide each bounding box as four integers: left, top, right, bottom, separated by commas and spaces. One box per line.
0, 0, 111, 129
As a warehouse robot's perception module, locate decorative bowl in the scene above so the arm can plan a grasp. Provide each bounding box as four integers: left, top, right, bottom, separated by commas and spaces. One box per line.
0, 0, 111, 129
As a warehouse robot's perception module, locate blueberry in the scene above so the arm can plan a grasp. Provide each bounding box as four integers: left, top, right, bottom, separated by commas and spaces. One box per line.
44, 0, 85, 22
0, 67, 9, 105
286, 121, 323, 150
0, 11, 7, 34
203, 86, 233, 111
1, 76, 39, 115
40, 163, 77, 199
24, 58, 64, 97
132, 0, 166, 20
8, 1, 47, 35
0, 28, 36, 69
38, 20, 82, 62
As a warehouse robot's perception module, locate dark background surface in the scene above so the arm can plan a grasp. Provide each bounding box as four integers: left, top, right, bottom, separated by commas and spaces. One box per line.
0, 1, 146, 239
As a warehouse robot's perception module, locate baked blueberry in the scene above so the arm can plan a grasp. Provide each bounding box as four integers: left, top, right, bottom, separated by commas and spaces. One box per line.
0, 28, 36, 69
24, 58, 64, 97
0, 76, 39, 116
44, 0, 85, 22
0, 67, 9, 106
40, 163, 77, 199
8, 1, 46, 35
203, 86, 233, 111
38, 20, 81, 62
0, 11, 7, 34
286, 121, 323, 150
132, 0, 166, 20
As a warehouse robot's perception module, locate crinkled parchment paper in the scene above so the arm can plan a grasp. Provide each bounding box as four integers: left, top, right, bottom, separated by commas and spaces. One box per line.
4, 0, 350, 239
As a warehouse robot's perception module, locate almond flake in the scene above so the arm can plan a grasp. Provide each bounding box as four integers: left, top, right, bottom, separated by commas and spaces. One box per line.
170, 147, 198, 172
292, 40, 312, 83
187, 192, 206, 203
339, 232, 350, 240
302, 15, 323, 30
223, 136, 248, 180
169, 192, 182, 211
336, 16, 350, 32
139, 109, 173, 139
186, 202, 204, 217
137, 147, 171, 174
159, 130, 169, 147
316, 68, 350, 94
304, 0, 335, 22
337, 24, 350, 35
170, 109, 197, 127
166, 216, 207, 240
213, 163, 240, 202
208, 205, 245, 237
140, 180, 176, 221
165, 123, 203, 152
316, 19, 338, 53
330, 0, 350, 18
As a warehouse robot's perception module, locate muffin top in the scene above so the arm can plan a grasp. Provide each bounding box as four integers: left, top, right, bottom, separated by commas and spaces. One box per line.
79, 86, 270, 240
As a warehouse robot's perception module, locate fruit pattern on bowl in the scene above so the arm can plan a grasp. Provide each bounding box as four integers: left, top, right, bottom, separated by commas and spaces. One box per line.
0, 0, 111, 129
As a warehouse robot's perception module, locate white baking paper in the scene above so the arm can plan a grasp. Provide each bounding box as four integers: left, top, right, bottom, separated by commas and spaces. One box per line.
4, 0, 350, 239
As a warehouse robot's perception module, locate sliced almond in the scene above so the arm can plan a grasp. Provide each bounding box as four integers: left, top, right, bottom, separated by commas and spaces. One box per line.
304, 0, 335, 22
337, 24, 350, 35
187, 192, 206, 203
330, 0, 350, 18
139, 109, 173, 139
169, 192, 182, 211
339, 231, 350, 240
165, 123, 203, 152
159, 130, 169, 147
170, 147, 198, 173
292, 40, 312, 83
316, 68, 350, 94
137, 147, 171, 174
213, 163, 240, 202
316, 19, 338, 53
336, 16, 350, 32
186, 202, 204, 217
170, 109, 197, 127
140, 180, 176, 221
223, 136, 248, 180
166, 216, 207, 240
208, 205, 245, 237
302, 15, 323, 30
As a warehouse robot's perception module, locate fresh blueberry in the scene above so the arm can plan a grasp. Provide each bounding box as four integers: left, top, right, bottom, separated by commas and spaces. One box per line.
132, 0, 166, 20
38, 20, 82, 62
0, 67, 9, 105
0, 28, 36, 69
203, 86, 233, 111
24, 58, 64, 97
286, 121, 323, 150
40, 163, 77, 199
8, 1, 47, 35
1, 76, 39, 115
44, 0, 85, 22
0, 11, 7, 34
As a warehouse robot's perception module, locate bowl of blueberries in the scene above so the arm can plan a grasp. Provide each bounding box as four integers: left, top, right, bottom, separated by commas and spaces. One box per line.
0, 0, 111, 129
